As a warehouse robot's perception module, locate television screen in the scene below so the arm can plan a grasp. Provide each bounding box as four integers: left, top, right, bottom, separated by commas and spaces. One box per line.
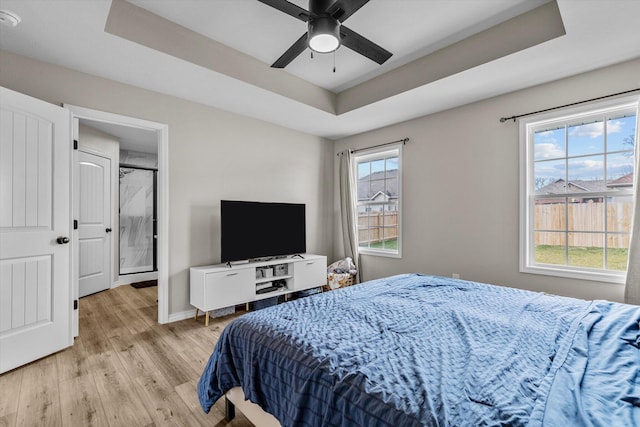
221, 200, 306, 263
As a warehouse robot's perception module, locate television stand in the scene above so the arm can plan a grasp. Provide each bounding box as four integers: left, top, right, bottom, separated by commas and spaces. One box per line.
291, 254, 304, 259
190, 254, 327, 325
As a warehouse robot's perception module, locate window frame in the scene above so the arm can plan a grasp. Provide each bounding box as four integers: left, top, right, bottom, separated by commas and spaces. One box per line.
354, 144, 403, 258
519, 95, 639, 284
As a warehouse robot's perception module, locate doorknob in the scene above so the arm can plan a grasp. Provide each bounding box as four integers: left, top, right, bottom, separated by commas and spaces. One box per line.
56, 236, 70, 244
105, 228, 112, 233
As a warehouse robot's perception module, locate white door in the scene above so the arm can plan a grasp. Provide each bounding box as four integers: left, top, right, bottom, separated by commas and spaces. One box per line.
0, 86, 72, 374
78, 151, 111, 297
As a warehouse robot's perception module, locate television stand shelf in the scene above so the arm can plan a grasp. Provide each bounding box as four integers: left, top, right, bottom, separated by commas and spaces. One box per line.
190, 254, 327, 325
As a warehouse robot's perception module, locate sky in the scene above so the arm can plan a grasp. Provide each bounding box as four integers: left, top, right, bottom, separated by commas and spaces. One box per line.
534, 114, 636, 183
358, 156, 398, 179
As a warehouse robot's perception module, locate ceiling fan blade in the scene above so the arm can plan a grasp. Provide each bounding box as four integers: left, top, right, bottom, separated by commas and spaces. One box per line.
340, 25, 392, 65
257, 0, 311, 22
327, 0, 370, 22
271, 32, 308, 68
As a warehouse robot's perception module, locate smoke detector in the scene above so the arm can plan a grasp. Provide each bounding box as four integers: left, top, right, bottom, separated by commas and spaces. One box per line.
0, 10, 21, 27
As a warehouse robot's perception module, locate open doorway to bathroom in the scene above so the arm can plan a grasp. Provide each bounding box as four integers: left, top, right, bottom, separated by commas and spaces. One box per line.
119, 158, 158, 284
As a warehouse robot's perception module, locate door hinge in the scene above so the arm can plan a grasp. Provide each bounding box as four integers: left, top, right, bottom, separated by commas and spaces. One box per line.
73, 219, 78, 230
73, 139, 78, 150
73, 299, 78, 310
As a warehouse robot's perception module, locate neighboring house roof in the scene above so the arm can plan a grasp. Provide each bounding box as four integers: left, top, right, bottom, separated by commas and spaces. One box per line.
536, 179, 605, 195
370, 191, 391, 202
536, 174, 634, 195
608, 172, 634, 187
358, 169, 398, 201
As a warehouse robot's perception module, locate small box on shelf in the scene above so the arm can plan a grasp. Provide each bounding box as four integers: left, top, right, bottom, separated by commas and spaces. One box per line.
256, 267, 275, 278
274, 264, 288, 276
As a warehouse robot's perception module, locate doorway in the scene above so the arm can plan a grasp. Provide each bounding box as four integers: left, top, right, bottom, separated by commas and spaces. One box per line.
66, 104, 169, 327
119, 164, 157, 276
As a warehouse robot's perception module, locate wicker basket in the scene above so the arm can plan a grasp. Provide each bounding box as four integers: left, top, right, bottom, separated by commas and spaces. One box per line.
324, 272, 356, 291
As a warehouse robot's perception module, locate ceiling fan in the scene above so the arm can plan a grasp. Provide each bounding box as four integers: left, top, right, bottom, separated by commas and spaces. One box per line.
258, 0, 392, 68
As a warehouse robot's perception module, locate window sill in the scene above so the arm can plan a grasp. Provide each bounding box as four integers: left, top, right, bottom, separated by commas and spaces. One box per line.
520, 264, 626, 284
359, 248, 402, 259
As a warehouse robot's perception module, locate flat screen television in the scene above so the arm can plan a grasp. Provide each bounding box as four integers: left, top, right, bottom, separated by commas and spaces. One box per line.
220, 200, 306, 263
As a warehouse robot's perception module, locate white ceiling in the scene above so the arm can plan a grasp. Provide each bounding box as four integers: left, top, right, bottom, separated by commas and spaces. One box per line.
0, 0, 639, 140
127, 0, 546, 93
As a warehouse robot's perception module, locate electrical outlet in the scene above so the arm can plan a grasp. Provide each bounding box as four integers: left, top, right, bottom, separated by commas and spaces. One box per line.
452, 273, 460, 279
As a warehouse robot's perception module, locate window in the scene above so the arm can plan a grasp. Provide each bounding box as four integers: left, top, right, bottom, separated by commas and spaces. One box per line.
354, 145, 402, 257
520, 96, 639, 283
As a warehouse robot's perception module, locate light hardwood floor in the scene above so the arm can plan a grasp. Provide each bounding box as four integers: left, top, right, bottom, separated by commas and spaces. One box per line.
0, 285, 253, 427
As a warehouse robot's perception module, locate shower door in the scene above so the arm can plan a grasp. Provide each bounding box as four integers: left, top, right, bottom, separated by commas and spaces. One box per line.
119, 166, 157, 274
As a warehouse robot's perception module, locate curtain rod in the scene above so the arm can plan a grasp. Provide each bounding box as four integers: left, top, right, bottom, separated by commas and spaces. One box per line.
499, 88, 640, 123
337, 138, 409, 156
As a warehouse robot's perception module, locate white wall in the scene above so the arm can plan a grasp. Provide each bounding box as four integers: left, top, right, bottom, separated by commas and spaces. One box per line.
333, 58, 640, 303
0, 50, 334, 316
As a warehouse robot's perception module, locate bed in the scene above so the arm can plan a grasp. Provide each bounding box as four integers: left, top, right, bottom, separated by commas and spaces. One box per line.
198, 273, 640, 426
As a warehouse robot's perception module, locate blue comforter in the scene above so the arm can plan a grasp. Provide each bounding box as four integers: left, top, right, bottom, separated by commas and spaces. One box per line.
198, 274, 640, 426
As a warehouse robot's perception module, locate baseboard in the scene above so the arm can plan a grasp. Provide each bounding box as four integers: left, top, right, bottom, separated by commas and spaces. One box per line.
168, 309, 197, 323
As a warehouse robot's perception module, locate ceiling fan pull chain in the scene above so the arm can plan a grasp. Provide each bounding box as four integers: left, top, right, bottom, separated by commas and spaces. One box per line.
333, 50, 336, 73
311, 51, 314, 59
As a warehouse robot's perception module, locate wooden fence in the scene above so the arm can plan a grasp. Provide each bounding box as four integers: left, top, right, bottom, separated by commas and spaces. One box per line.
534, 202, 632, 248
355, 204, 631, 248
357, 212, 398, 244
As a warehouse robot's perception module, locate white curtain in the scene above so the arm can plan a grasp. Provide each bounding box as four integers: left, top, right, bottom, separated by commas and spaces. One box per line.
339, 150, 361, 283
624, 141, 640, 305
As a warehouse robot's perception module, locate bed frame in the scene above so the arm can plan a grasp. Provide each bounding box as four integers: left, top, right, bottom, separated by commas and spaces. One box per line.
225, 387, 281, 427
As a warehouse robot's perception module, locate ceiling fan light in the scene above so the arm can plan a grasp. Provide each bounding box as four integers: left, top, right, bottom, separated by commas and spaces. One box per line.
308, 17, 340, 53
309, 33, 339, 53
